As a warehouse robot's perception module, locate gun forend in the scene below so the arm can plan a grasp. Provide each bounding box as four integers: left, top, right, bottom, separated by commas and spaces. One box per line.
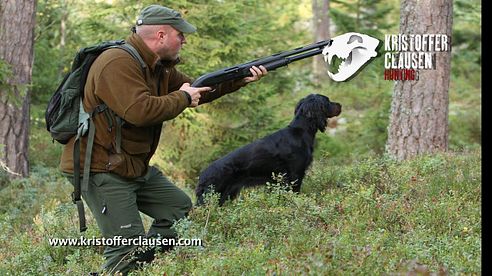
191, 39, 332, 88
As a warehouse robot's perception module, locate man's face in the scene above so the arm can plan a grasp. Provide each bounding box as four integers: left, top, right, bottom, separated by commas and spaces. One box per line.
158, 26, 186, 60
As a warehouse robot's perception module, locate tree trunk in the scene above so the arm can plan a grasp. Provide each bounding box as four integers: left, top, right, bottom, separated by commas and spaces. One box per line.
59, 0, 67, 79
312, 0, 330, 84
0, 0, 37, 178
386, 0, 453, 160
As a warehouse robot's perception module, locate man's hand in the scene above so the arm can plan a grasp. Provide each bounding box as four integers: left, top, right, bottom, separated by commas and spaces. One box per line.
180, 83, 212, 107
241, 65, 268, 85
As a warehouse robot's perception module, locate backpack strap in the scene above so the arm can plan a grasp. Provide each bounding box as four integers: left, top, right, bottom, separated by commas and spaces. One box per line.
110, 43, 147, 75
71, 42, 147, 232
81, 107, 102, 195
121, 43, 147, 71
72, 103, 107, 232
72, 101, 90, 232
107, 42, 147, 154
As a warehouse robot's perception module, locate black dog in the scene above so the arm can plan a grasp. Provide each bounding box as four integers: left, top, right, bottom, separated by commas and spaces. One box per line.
195, 94, 341, 205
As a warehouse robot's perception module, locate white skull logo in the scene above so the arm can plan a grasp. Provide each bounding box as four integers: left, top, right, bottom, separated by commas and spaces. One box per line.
322, 32, 379, 82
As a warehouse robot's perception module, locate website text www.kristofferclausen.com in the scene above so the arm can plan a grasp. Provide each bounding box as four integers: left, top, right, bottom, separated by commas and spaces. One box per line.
48, 236, 202, 247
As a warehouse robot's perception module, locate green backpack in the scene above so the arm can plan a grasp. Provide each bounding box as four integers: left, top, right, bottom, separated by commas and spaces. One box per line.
45, 40, 146, 232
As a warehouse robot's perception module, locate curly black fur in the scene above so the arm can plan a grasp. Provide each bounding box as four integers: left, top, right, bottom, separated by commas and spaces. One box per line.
195, 94, 342, 205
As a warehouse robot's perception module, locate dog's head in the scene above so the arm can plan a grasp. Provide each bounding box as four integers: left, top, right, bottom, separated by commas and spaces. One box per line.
294, 94, 342, 132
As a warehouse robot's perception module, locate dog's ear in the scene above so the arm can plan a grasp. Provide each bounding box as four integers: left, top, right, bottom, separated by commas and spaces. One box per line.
294, 97, 307, 116
295, 95, 329, 132
294, 97, 316, 118
315, 107, 328, 132
314, 95, 330, 132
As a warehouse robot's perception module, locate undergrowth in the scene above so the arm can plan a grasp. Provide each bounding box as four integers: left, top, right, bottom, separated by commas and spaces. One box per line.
0, 150, 481, 275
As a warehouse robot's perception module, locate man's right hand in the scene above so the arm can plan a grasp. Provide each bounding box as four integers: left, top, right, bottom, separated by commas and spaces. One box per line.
179, 83, 212, 107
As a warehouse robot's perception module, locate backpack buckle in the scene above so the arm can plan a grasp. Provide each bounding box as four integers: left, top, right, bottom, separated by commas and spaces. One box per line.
94, 104, 108, 114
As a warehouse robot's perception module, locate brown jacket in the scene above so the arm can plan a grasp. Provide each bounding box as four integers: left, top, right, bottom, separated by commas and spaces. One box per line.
60, 33, 245, 178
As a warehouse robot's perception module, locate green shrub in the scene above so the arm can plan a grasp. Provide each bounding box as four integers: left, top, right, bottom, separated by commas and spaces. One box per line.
29, 105, 63, 168
145, 150, 481, 275
1, 150, 480, 275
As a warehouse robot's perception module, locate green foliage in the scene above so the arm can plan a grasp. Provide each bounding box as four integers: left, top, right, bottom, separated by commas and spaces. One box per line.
331, 0, 398, 37
448, 0, 481, 153
29, 104, 63, 168
0, 59, 13, 91
0, 170, 9, 191
0, 166, 102, 274
448, 100, 481, 151
0, 166, 70, 226
450, 0, 481, 117
453, 0, 481, 66
0, 59, 30, 107
1, 144, 481, 274
33, 0, 76, 104
447, 0, 481, 151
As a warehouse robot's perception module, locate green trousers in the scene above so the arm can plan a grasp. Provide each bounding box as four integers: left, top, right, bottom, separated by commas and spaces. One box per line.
66, 166, 192, 275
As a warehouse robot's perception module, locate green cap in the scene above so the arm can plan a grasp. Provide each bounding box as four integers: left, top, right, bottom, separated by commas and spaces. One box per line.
136, 5, 196, 33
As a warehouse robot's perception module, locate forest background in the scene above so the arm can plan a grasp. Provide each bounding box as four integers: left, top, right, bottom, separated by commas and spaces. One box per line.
0, 0, 481, 274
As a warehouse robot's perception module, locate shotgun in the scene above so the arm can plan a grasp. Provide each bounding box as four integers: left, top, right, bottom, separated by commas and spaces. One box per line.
191, 39, 332, 87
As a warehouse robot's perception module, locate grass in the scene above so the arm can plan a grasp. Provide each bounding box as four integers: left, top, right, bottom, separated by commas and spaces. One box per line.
0, 149, 481, 275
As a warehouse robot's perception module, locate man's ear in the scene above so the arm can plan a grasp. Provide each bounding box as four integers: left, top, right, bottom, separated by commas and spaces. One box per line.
157, 26, 170, 40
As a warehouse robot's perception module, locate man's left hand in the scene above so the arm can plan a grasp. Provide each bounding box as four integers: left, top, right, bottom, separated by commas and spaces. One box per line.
242, 65, 268, 84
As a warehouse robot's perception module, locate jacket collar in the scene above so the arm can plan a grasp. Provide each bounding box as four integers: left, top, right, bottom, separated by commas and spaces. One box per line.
126, 33, 180, 72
